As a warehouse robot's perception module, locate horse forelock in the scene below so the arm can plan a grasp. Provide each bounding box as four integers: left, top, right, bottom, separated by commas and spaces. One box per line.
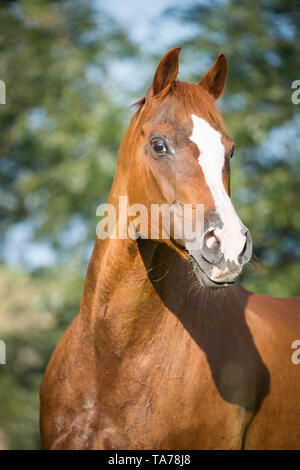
131, 81, 224, 132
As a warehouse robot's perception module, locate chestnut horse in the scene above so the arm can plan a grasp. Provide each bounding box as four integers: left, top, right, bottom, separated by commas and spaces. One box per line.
40, 48, 300, 450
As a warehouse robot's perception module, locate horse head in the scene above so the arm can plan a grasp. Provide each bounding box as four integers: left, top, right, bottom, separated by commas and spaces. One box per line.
114, 47, 252, 288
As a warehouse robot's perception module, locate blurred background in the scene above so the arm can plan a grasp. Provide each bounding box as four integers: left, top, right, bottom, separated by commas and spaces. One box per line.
0, 0, 299, 449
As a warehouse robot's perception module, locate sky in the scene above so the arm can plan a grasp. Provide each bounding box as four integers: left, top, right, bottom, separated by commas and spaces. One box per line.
97, 0, 199, 101
99, 0, 193, 50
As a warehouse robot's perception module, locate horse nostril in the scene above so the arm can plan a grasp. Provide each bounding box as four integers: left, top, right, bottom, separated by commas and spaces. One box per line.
204, 230, 220, 250
238, 230, 252, 265
201, 229, 223, 265
238, 239, 247, 264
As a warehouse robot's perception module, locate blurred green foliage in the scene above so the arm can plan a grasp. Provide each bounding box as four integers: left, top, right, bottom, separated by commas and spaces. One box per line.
0, 0, 136, 246
0, 0, 299, 449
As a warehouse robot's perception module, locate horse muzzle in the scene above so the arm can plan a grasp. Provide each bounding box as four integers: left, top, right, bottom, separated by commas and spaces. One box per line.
188, 220, 253, 288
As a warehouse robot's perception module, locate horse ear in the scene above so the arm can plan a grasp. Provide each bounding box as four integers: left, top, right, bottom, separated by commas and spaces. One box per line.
199, 54, 227, 100
151, 47, 181, 96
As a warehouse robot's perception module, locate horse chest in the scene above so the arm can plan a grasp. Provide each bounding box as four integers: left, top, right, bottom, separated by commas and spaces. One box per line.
96, 323, 255, 449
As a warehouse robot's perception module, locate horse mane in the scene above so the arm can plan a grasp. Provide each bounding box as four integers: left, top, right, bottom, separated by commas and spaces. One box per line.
131, 96, 146, 111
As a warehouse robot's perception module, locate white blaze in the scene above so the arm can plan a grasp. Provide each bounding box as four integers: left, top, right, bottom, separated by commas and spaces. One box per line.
189, 114, 245, 263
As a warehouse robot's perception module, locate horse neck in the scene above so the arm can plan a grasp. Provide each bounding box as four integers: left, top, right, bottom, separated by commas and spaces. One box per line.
79, 204, 189, 344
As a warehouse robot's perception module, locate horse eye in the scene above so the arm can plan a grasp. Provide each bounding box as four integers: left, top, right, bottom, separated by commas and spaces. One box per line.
151, 139, 167, 155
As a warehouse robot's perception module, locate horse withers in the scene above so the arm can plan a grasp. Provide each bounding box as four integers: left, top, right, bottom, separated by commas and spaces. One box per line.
40, 48, 300, 450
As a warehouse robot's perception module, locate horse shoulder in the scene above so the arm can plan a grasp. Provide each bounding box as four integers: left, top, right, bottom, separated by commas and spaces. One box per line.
40, 314, 100, 449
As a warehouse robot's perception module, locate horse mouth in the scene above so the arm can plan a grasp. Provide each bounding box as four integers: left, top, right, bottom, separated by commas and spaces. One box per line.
189, 253, 239, 289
